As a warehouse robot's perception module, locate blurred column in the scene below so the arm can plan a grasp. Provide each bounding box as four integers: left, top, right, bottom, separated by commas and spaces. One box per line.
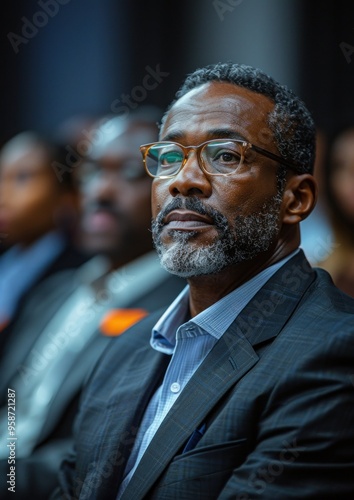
15, 0, 128, 132
188, 0, 301, 91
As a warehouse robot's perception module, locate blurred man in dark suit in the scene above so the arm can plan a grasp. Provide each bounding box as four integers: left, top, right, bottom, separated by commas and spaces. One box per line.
0, 108, 185, 499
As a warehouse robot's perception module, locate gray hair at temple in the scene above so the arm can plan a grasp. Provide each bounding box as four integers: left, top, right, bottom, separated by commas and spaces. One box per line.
164, 62, 316, 175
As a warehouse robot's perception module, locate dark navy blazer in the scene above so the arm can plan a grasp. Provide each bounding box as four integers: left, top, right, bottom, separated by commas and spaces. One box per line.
54, 251, 354, 499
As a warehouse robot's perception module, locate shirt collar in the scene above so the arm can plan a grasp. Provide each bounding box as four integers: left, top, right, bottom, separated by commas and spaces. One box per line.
151, 249, 299, 354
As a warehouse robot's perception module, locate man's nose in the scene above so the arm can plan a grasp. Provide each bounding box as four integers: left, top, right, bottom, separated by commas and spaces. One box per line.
88, 170, 120, 201
167, 151, 212, 198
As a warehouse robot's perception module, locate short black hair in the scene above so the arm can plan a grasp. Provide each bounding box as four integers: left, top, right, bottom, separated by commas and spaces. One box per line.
165, 62, 316, 174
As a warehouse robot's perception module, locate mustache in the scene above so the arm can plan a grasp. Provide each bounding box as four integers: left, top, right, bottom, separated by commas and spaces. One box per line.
152, 196, 229, 233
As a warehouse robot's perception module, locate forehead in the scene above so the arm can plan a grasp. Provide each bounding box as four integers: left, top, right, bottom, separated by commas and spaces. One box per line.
161, 81, 275, 146
0, 142, 49, 173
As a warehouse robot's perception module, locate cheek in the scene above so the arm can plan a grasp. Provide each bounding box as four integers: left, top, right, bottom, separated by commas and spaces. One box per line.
6, 193, 61, 243
151, 180, 169, 218
332, 176, 347, 206
150, 173, 277, 221
211, 178, 263, 219
10, 185, 59, 220
332, 175, 354, 215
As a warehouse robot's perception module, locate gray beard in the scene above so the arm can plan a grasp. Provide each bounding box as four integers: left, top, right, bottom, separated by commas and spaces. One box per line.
151, 194, 282, 278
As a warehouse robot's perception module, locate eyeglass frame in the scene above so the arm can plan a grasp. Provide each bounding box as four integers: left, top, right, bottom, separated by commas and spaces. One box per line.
140, 139, 300, 179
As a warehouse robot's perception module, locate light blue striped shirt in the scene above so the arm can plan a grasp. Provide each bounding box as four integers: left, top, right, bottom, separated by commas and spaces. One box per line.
118, 250, 298, 497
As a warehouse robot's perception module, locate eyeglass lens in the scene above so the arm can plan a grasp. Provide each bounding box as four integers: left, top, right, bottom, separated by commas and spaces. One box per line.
145, 141, 243, 177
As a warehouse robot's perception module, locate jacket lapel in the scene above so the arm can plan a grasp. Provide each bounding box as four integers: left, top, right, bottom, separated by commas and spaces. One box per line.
80, 313, 170, 499
121, 251, 316, 499
121, 325, 258, 500
235, 250, 315, 347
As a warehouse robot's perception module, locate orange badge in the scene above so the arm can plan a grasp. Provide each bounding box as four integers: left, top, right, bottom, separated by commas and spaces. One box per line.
100, 308, 148, 336
0, 319, 9, 333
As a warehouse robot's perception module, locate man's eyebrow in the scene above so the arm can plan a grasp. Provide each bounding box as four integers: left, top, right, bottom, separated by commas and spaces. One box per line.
160, 131, 184, 142
208, 129, 247, 141
160, 129, 248, 142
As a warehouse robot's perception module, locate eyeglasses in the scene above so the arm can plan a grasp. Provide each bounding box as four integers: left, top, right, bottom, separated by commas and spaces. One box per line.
140, 139, 299, 179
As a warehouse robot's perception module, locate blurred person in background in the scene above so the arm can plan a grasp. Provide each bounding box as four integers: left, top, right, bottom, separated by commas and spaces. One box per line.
318, 126, 354, 297
0, 131, 85, 335
0, 107, 185, 499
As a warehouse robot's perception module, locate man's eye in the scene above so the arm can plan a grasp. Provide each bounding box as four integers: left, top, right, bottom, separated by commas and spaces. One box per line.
214, 150, 240, 163
220, 152, 238, 162
159, 151, 183, 166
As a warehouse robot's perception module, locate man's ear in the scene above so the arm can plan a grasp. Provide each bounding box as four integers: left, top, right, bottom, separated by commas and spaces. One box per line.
282, 174, 318, 224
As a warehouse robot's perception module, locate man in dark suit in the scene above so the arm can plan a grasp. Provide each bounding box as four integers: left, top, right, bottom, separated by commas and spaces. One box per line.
53, 63, 354, 499
0, 108, 185, 499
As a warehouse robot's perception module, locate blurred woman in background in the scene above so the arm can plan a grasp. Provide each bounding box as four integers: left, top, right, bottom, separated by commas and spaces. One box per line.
318, 126, 354, 297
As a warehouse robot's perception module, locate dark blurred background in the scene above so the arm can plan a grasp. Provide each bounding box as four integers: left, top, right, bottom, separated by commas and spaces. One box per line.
1, 0, 354, 144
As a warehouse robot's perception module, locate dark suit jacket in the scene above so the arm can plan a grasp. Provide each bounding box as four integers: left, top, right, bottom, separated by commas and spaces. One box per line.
0, 261, 185, 500
54, 251, 354, 499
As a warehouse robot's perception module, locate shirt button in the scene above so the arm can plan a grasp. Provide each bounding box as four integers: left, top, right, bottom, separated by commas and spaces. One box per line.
170, 382, 180, 393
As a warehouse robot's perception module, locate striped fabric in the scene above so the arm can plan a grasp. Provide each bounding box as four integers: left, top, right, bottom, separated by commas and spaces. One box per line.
118, 250, 298, 497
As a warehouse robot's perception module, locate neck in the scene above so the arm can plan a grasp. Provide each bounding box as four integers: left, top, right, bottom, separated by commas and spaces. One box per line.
187, 241, 298, 317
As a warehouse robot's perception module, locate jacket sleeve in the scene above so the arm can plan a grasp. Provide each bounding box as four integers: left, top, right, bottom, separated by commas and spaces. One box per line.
50, 448, 78, 500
